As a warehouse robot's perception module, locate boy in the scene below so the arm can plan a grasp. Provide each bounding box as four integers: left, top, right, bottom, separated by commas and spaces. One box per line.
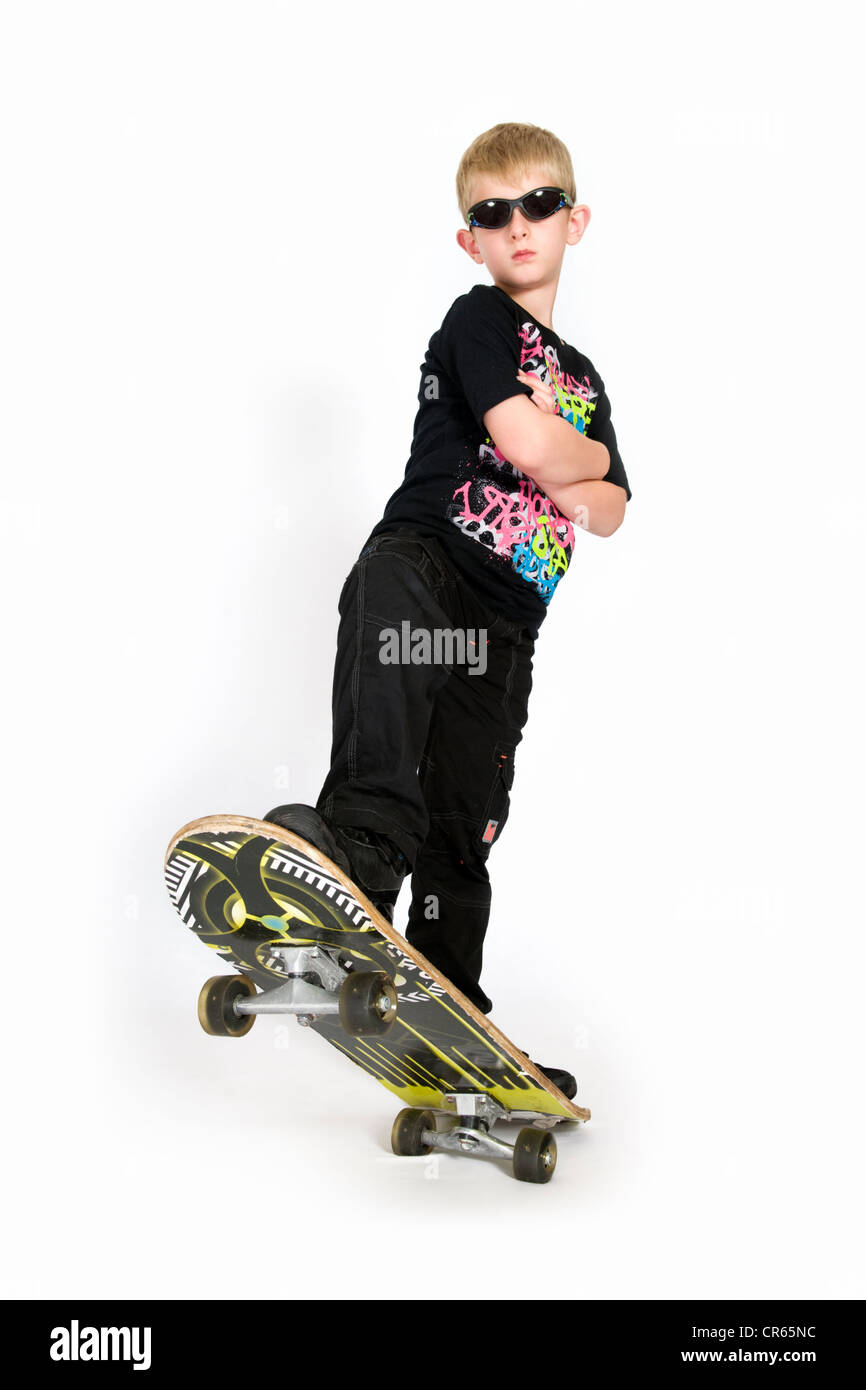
265, 122, 631, 1097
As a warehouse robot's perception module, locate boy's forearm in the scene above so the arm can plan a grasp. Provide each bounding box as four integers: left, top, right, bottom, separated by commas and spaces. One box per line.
541, 478, 627, 537
523, 413, 610, 489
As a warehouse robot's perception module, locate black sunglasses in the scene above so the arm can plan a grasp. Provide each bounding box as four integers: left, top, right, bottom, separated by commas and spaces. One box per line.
467, 185, 573, 230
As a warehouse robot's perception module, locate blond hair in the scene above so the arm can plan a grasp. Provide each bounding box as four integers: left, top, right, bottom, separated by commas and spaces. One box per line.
456, 122, 576, 223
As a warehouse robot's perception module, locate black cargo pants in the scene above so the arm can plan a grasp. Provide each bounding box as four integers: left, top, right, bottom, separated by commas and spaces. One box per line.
316, 526, 534, 1014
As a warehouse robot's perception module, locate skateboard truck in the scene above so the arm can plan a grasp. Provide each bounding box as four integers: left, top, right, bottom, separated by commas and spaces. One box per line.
196, 945, 398, 1038
436, 1093, 514, 1160
238, 945, 348, 1022
392, 1092, 559, 1183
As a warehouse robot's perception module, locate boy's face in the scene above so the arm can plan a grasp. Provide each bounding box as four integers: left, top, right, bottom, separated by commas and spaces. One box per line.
456, 164, 590, 290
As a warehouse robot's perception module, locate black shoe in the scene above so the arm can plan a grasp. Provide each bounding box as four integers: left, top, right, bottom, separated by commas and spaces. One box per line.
521, 1051, 577, 1100
329, 824, 408, 899
262, 805, 407, 911
262, 803, 351, 875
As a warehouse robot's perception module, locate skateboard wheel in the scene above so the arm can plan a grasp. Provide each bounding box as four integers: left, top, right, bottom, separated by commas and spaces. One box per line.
391, 1108, 436, 1156
197, 974, 257, 1037
338, 970, 398, 1036
513, 1127, 557, 1184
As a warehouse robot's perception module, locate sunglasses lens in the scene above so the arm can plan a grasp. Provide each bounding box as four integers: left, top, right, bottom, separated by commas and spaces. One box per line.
471, 200, 511, 229
524, 188, 566, 220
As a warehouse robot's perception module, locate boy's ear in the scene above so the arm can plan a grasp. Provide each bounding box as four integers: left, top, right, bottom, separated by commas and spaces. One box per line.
566, 205, 592, 244
456, 227, 485, 265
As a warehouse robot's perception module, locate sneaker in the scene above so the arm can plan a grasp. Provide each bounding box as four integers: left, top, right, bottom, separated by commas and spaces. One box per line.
262, 805, 407, 913
329, 824, 407, 896
261, 803, 351, 874
521, 1051, 577, 1100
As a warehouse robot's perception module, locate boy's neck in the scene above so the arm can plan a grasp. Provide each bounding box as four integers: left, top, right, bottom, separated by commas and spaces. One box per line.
491, 276, 562, 337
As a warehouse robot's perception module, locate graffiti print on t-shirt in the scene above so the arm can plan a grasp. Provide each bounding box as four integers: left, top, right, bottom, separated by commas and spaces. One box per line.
447, 320, 599, 604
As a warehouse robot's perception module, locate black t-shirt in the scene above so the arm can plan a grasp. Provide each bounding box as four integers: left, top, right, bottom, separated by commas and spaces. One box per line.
367, 283, 631, 637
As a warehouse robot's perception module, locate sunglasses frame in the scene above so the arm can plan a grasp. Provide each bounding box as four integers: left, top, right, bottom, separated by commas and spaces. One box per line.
466, 185, 574, 230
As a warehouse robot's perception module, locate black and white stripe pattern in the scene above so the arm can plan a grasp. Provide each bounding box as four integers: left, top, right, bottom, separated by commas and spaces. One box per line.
265, 845, 371, 928
164, 852, 208, 925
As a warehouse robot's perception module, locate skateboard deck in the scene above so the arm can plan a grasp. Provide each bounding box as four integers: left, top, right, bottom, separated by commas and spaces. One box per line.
164, 814, 589, 1180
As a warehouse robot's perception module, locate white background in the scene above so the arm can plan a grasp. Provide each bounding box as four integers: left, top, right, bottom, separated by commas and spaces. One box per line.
2, 0, 863, 1300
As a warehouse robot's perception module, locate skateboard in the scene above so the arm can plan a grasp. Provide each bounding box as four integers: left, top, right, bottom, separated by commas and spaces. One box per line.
164, 813, 590, 1183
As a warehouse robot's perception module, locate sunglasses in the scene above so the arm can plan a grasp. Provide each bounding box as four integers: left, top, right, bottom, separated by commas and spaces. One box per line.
466, 185, 574, 230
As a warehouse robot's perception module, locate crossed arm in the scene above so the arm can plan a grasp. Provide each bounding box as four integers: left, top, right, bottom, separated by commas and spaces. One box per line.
482, 370, 627, 537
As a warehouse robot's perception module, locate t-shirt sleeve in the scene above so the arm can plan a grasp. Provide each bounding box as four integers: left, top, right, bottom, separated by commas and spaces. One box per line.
589, 375, 632, 501
435, 288, 533, 430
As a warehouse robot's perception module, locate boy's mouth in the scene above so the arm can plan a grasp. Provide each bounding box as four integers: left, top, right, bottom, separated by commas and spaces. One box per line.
512, 250, 535, 260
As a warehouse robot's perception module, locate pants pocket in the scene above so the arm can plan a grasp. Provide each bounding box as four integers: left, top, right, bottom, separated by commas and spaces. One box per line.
475, 741, 516, 857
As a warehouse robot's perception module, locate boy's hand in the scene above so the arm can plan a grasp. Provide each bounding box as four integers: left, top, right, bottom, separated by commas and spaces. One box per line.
516, 368, 557, 414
